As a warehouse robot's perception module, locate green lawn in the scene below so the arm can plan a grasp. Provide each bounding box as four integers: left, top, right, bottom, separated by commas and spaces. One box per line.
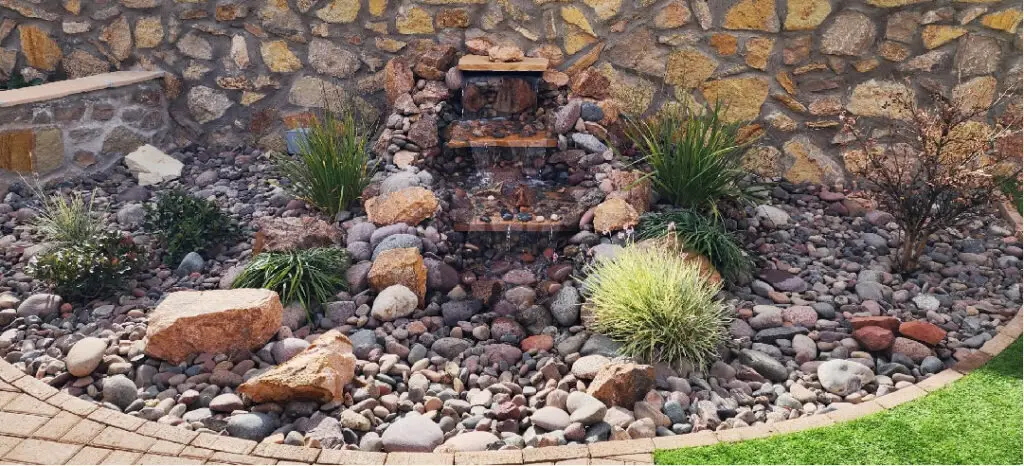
655, 339, 1023, 465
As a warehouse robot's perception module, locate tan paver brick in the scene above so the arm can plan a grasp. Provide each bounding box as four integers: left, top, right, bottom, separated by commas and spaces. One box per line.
875, 385, 927, 409
135, 453, 203, 464
207, 451, 277, 464
60, 418, 105, 444
385, 452, 455, 465
554, 458, 589, 464
192, 432, 257, 454
135, 421, 198, 445
66, 446, 112, 465
317, 449, 387, 465
651, 431, 717, 450
714, 424, 773, 443
522, 446, 589, 463
91, 427, 156, 452
981, 333, 1015, 356
87, 409, 145, 431
3, 393, 59, 416
606, 454, 653, 464
10, 377, 55, 400
0, 364, 26, 383
45, 392, 98, 416
952, 351, 993, 373
99, 450, 142, 465
0, 412, 48, 437
916, 369, 963, 393
0, 391, 18, 409
0, 435, 22, 457
770, 414, 834, 434
31, 411, 82, 441
825, 400, 884, 423
453, 450, 523, 465
590, 459, 624, 465
3, 439, 80, 464
589, 439, 653, 458
179, 445, 214, 459
253, 442, 320, 462
147, 439, 185, 456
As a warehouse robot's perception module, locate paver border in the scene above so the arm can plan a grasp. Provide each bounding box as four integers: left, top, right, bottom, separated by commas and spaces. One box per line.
0, 202, 1017, 465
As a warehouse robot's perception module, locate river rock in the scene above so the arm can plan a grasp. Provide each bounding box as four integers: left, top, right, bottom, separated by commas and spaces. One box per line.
382, 413, 444, 452
817, 359, 874, 396
65, 337, 107, 377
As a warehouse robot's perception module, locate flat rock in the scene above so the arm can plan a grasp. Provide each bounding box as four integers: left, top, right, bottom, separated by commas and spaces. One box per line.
125, 144, 183, 186
237, 330, 356, 403
144, 289, 282, 364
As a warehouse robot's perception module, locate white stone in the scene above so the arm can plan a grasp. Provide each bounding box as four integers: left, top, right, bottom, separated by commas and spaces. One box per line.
124, 144, 183, 186
371, 285, 418, 322
755, 204, 791, 226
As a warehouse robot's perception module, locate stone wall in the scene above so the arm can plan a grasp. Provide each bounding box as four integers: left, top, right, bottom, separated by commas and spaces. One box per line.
0, 76, 171, 186
1, 0, 1020, 183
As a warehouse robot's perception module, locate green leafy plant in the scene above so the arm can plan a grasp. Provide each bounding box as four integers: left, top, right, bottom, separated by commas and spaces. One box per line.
144, 190, 240, 265
625, 104, 767, 216
637, 209, 752, 281
581, 245, 730, 368
27, 231, 144, 301
2, 70, 45, 90
274, 103, 377, 218
232, 247, 350, 321
29, 186, 102, 245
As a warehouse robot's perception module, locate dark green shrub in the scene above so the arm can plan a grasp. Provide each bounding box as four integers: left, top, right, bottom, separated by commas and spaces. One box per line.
27, 231, 144, 301
232, 247, 350, 321
274, 105, 377, 217
581, 245, 730, 368
144, 190, 240, 265
625, 104, 768, 216
637, 209, 752, 281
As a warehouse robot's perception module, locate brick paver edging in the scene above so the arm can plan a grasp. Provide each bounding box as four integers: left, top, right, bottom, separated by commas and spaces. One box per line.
0, 200, 1018, 465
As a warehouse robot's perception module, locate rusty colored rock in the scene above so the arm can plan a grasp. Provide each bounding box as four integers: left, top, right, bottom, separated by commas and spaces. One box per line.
365, 187, 439, 226
144, 289, 283, 364
899, 321, 947, 346
254, 217, 342, 253
588, 363, 655, 408
384, 57, 415, 105
18, 25, 62, 72
569, 67, 611, 100
368, 247, 427, 305
853, 326, 894, 351
237, 330, 356, 403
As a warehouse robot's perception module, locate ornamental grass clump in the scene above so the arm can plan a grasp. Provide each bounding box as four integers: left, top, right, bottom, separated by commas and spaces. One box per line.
232, 247, 350, 321
637, 209, 752, 282
624, 104, 767, 216
30, 186, 102, 245
582, 246, 730, 368
274, 103, 377, 218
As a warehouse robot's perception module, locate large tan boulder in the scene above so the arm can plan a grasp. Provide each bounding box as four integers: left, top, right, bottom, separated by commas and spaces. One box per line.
587, 362, 655, 408
369, 248, 427, 306
144, 289, 282, 364
238, 330, 356, 403
593, 198, 639, 233
365, 187, 439, 226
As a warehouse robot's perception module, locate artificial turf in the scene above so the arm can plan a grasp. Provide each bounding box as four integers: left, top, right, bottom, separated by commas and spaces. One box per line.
655, 338, 1023, 465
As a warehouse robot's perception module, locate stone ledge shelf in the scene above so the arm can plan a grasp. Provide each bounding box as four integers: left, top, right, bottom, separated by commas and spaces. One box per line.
0, 71, 169, 186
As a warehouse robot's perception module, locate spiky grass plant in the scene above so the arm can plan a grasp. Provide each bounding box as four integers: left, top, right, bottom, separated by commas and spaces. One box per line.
29, 186, 102, 245
582, 246, 731, 368
637, 209, 752, 281
232, 247, 350, 321
625, 104, 767, 216
274, 103, 377, 218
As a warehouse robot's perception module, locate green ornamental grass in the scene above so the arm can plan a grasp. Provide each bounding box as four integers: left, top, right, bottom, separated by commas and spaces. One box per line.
582, 246, 731, 368
232, 247, 350, 321
625, 104, 767, 216
637, 209, 752, 282
274, 106, 377, 218
30, 187, 102, 245
144, 190, 240, 265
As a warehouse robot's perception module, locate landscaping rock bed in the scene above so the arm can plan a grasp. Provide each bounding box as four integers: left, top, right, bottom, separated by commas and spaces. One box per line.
0, 145, 1020, 454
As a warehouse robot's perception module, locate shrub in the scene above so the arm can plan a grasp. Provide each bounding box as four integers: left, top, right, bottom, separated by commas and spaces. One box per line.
232, 247, 350, 321
624, 104, 768, 216
144, 190, 240, 265
30, 186, 102, 245
841, 88, 1022, 271
27, 231, 144, 301
274, 105, 377, 217
637, 209, 752, 281
581, 245, 731, 368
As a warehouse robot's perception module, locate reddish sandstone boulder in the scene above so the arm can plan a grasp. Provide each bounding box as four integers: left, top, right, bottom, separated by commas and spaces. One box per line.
850, 316, 901, 332
254, 217, 341, 254
384, 57, 414, 105
368, 248, 427, 305
144, 289, 282, 364
587, 363, 655, 408
365, 187, 439, 226
520, 334, 554, 352
237, 330, 356, 403
570, 67, 611, 100
853, 326, 894, 351
899, 321, 947, 346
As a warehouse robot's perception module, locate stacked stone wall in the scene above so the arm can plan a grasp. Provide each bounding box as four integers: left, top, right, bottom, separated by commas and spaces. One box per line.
0, 0, 1020, 183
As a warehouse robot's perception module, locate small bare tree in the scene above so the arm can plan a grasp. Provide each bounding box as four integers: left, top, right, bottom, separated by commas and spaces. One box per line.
840, 84, 1021, 272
